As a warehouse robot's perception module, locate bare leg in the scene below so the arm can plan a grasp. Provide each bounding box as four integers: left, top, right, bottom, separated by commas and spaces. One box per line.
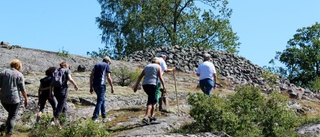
144, 105, 152, 118
150, 104, 156, 117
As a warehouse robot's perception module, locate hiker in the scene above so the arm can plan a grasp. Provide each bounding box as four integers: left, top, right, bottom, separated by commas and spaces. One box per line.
133, 57, 166, 124
89, 56, 114, 123
0, 59, 28, 137
35, 67, 57, 125
155, 52, 175, 111
52, 61, 78, 125
196, 53, 217, 96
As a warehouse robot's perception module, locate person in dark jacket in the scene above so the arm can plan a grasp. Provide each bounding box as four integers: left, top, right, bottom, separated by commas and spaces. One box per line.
35, 67, 57, 125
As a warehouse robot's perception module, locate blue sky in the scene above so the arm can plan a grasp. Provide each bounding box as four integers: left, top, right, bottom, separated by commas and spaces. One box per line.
1, 1, 319, 68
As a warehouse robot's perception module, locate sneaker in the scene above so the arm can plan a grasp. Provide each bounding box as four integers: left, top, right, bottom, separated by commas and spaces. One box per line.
102, 118, 108, 123
50, 121, 55, 126
93, 119, 100, 123
142, 118, 149, 124
149, 117, 157, 123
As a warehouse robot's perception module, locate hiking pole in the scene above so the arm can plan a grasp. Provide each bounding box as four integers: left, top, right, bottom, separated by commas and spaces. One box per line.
173, 70, 179, 115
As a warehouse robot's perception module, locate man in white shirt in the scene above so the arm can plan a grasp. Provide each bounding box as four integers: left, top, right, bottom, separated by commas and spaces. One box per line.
196, 53, 217, 96
156, 52, 175, 111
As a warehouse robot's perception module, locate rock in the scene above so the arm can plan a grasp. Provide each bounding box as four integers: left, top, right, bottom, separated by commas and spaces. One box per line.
77, 65, 86, 72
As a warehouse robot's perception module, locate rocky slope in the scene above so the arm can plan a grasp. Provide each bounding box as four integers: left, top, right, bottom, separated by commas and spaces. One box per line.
0, 43, 320, 136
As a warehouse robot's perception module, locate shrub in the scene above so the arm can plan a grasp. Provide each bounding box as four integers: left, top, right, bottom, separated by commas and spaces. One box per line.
188, 85, 301, 137
57, 47, 69, 57
113, 66, 140, 86
29, 114, 110, 137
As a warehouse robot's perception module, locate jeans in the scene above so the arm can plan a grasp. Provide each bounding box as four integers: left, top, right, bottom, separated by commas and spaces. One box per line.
1, 102, 19, 135
199, 78, 214, 96
92, 85, 106, 120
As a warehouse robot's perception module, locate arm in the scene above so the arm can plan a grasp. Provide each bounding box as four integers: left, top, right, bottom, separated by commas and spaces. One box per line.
158, 66, 166, 92
164, 67, 175, 73
38, 83, 42, 105
89, 71, 94, 94
21, 90, 28, 107
68, 74, 79, 91
133, 70, 144, 92
106, 73, 114, 94
213, 73, 217, 89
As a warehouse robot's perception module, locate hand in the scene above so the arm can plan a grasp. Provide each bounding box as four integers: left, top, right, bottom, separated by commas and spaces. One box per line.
133, 85, 138, 93
24, 99, 28, 107
162, 87, 167, 93
172, 67, 176, 71
74, 85, 79, 91
111, 87, 114, 94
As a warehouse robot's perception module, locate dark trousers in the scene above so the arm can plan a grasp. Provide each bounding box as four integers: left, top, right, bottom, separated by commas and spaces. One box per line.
1, 102, 19, 135
53, 87, 68, 118
39, 91, 57, 113
143, 84, 157, 106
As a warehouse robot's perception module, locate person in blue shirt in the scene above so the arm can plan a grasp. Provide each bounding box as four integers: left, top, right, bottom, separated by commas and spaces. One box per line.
89, 56, 114, 123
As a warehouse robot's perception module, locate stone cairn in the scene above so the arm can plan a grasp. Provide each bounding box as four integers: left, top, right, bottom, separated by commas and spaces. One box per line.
126, 45, 316, 100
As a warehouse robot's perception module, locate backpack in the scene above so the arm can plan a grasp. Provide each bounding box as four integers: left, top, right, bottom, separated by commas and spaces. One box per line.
50, 68, 66, 87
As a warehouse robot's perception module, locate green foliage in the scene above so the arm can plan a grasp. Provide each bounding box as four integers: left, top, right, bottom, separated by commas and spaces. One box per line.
113, 66, 140, 86
57, 47, 69, 57
261, 70, 279, 91
309, 76, 320, 92
61, 120, 110, 137
93, 0, 240, 59
29, 115, 110, 137
275, 22, 320, 89
187, 85, 300, 137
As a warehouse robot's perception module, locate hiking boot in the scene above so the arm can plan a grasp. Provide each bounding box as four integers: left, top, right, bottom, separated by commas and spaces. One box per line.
149, 117, 157, 123
142, 118, 149, 124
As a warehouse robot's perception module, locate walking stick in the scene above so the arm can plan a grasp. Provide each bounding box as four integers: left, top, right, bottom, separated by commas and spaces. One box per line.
173, 71, 179, 115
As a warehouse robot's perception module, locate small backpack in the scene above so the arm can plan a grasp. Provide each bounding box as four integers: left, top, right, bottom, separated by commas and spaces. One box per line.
50, 68, 66, 87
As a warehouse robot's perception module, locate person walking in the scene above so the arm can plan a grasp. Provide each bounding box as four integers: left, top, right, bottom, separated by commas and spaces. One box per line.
133, 57, 166, 124
35, 67, 57, 125
89, 56, 114, 123
52, 61, 78, 125
196, 53, 217, 96
0, 59, 28, 137
155, 52, 175, 111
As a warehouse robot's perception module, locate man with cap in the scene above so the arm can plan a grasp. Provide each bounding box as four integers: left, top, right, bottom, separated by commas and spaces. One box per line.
156, 52, 175, 111
196, 53, 217, 96
89, 56, 114, 122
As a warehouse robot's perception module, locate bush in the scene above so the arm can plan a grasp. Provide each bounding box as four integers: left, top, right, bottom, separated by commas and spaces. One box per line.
188, 85, 301, 137
57, 47, 69, 57
29, 114, 110, 137
113, 66, 140, 86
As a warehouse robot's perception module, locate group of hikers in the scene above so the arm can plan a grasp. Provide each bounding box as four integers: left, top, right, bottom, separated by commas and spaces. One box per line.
0, 52, 217, 137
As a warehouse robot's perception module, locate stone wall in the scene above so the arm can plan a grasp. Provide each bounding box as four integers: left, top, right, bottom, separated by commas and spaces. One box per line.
126, 45, 314, 99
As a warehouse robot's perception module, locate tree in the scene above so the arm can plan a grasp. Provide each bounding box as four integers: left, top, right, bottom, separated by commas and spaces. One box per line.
88, 0, 240, 59
275, 22, 320, 89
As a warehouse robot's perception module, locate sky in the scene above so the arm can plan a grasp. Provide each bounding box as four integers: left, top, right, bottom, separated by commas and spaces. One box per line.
1, 1, 319, 68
